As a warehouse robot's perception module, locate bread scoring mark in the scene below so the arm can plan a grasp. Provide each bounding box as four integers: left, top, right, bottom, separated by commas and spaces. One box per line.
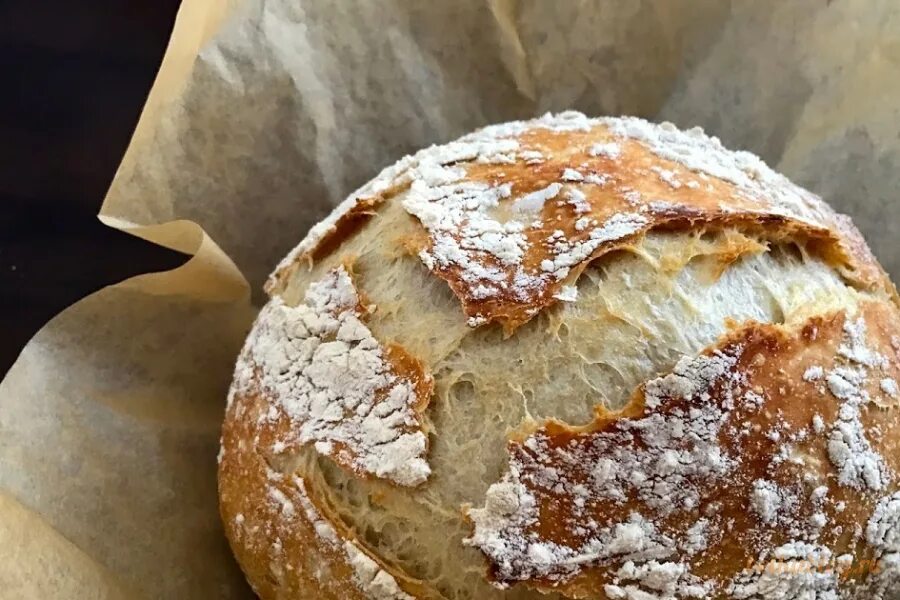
397, 114, 888, 333
277, 472, 416, 600
263, 113, 889, 333
264, 144, 424, 294
465, 301, 900, 598
231, 265, 434, 487
220, 352, 434, 600
306, 198, 383, 262
223, 429, 421, 599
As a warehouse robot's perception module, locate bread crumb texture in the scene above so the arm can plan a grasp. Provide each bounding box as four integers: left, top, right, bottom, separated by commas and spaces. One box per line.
220, 113, 900, 599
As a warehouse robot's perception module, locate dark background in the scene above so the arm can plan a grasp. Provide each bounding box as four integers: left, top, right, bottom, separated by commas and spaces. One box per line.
0, 1, 186, 376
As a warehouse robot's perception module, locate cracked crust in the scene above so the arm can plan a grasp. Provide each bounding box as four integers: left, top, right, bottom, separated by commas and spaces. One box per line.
266, 113, 894, 333
466, 300, 900, 598
220, 114, 900, 600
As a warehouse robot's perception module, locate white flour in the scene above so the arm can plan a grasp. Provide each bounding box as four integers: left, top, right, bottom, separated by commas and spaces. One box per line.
343, 541, 415, 600
467, 348, 745, 588
233, 266, 430, 486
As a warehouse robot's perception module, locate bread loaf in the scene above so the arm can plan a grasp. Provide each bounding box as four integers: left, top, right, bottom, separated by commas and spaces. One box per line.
218, 112, 900, 599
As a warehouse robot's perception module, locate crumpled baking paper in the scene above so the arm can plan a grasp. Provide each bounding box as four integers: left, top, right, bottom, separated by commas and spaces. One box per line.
2, 1, 899, 597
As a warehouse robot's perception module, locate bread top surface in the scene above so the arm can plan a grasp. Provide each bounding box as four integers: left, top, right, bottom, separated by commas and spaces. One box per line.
219, 113, 900, 600
266, 112, 892, 332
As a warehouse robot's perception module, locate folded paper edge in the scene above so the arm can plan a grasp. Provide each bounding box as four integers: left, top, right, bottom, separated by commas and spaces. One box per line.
98, 0, 252, 305
98, 216, 250, 303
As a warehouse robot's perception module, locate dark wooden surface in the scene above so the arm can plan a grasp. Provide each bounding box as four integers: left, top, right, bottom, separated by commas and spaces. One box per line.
0, 1, 186, 376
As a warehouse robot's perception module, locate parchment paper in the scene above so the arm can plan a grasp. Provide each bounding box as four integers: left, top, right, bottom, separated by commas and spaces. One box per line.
2, 1, 900, 598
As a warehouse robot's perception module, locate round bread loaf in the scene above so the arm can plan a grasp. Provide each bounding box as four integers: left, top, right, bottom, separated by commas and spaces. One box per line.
218, 112, 900, 600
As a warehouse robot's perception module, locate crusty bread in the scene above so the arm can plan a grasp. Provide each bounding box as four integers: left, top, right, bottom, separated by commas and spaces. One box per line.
218, 112, 900, 599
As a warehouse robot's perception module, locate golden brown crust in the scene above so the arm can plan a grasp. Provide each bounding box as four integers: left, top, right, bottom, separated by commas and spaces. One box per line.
224, 114, 900, 600
266, 116, 892, 333
219, 388, 355, 600
224, 264, 440, 598
468, 300, 900, 597
427, 128, 886, 332
219, 386, 433, 600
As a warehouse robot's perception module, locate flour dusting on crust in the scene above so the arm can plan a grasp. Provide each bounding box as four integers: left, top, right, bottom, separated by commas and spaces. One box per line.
344, 541, 415, 600
868, 492, 900, 554
603, 117, 832, 227
232, 266, 432, 486
267, 112, 888, 332
727, 543, 842, 599
466, 346, 742, 591
294, 476, 339, 546
821, 317, 892, 492
467, 304, 900, 597
863, 494, 900, 600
